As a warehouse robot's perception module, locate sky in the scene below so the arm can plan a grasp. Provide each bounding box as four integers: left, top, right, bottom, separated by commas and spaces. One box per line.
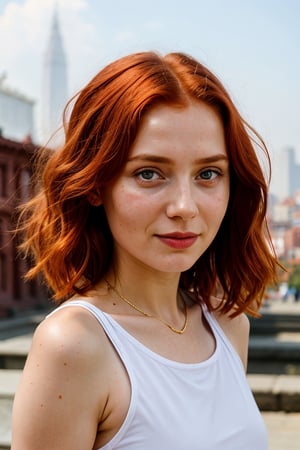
0, 0, 300, 193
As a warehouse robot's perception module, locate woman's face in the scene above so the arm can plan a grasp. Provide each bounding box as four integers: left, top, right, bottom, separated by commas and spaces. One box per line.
101, 101, 230, 276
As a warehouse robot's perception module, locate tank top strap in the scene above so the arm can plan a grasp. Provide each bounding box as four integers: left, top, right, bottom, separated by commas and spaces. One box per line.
200, 302, 245, 372
46, 300, 135, 375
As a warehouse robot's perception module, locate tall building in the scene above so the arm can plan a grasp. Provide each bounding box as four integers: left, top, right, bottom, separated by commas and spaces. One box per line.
0, 77, 35, 142
272, 147, 300, 200
288, 147, 300, 197
41, 7, 68, 146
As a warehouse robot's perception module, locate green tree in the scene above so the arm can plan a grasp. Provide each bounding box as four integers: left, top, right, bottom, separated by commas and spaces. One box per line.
288, 265, 300, 291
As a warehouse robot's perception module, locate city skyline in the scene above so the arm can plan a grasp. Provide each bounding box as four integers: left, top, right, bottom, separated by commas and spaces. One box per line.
0, 0, 299, 194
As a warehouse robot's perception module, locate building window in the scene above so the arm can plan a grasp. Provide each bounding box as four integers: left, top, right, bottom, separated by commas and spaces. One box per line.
19, 169, 31, 201
0, 253, 7, 291
25, 256, 37, 297
0, 217, 3, 247
0, 164, 7, 197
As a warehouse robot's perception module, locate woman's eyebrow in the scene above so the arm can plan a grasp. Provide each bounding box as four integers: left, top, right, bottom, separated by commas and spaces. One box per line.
128, 153, 228, 164
194, 154, 229, 164
128, 154, 172, 163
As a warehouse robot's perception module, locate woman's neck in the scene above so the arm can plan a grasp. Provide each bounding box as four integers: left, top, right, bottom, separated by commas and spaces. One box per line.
104, 264, 182, 319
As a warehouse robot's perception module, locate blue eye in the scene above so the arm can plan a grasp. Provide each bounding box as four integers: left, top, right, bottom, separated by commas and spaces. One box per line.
139, 170, 156, 180
199, 169, 219, 180
135, 169, 162, 183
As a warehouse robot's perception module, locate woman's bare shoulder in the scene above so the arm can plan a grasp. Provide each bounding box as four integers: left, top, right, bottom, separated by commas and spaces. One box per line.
210, 296, 250, 370
32, 303, 108, 360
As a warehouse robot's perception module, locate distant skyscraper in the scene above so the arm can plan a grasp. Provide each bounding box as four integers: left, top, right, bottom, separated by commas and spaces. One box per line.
272, 147, 300, 200
41, 7, 68, 146
287, 147, 300, 196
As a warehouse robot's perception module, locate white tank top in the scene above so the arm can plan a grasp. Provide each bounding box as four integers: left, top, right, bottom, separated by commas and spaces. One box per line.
51, 300, 268, 450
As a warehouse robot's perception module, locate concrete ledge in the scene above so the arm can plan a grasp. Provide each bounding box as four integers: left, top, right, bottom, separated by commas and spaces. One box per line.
248, 374, 279, 410
249, 312, 300, 334
0, 335, 32, 356
249, 335, 300, 360
274, 375, 300, 412
0, 312, 46, 340
0, 370, 22, 450
0, 335, 32, 370
248, 374, 300, 412
0, 369, 22, 397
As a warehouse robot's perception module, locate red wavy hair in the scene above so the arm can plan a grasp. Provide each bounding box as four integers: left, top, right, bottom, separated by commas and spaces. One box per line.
20, 51, 279, 315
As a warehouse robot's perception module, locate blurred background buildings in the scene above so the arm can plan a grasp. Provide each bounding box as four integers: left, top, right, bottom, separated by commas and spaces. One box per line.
0, 77, 34, 142
0, 7, 67, 315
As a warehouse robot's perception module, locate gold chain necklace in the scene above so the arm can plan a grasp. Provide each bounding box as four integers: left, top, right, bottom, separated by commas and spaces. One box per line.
106, 281, 188, 335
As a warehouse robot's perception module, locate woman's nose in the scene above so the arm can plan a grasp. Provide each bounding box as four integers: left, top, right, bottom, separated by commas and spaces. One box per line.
166, 182, 198, 220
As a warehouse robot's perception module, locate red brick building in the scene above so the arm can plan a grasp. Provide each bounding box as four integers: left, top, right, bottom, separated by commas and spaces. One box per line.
0, 135, 48, 316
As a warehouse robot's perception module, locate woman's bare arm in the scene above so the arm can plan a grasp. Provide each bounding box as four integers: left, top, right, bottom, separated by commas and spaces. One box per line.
11, 307, 109, 450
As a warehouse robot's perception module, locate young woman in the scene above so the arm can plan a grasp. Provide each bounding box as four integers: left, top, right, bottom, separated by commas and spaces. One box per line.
11, 51, 278, 450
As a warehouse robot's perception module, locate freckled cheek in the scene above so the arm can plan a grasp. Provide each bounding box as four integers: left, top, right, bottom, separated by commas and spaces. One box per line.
206, 193, 229, 223
110, 194, 150, 231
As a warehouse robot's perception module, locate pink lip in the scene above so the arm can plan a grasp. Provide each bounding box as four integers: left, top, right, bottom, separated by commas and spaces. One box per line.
156, 232, 199, 249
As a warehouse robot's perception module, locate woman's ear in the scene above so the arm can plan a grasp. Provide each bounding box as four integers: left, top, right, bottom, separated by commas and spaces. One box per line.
87, 189, 102, 206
